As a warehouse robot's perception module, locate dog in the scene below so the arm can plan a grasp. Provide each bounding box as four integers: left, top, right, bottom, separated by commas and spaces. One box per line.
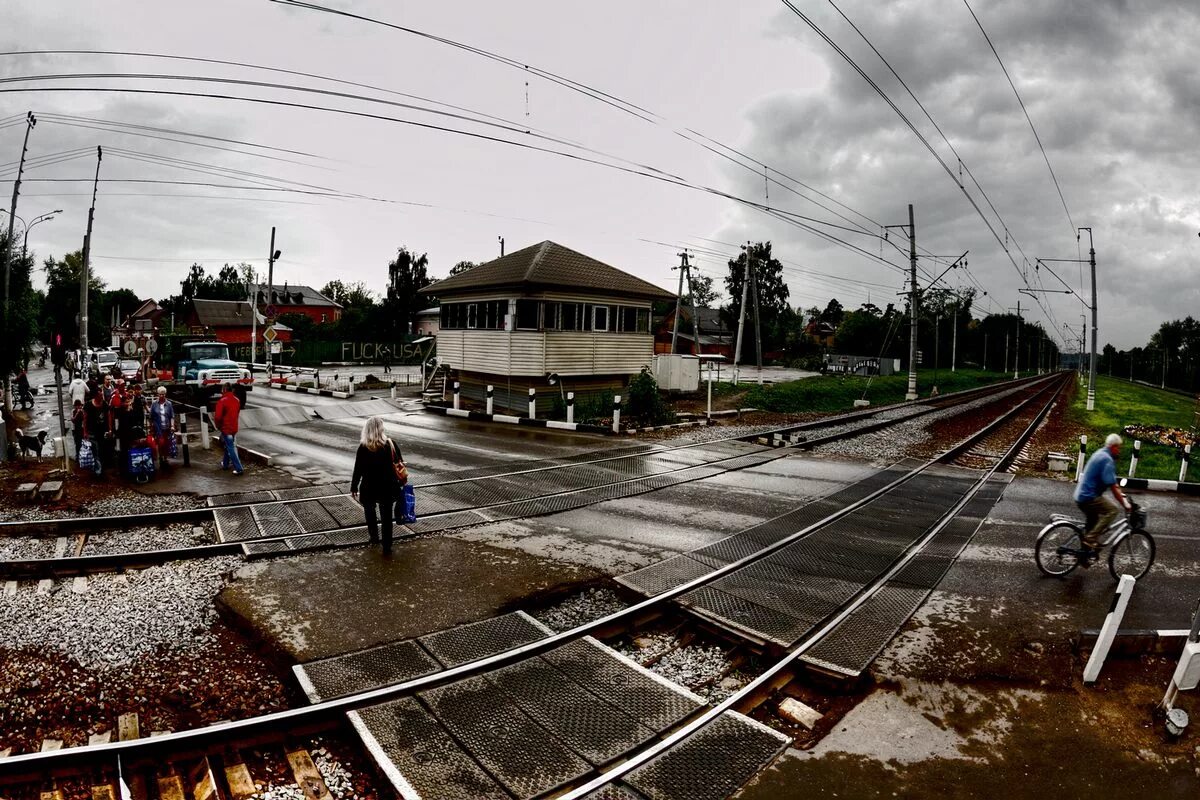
15, 428, 48, 458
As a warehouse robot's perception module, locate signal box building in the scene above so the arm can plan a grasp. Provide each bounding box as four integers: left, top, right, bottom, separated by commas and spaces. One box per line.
419, 241, 674, 413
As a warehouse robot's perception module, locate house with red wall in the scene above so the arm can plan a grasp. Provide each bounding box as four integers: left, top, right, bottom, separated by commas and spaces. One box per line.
186, 299, 292, 344
251, 283, 342, 325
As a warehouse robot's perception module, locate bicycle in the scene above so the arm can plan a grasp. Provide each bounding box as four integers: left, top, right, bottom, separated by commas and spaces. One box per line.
1035, 501, 1155, 580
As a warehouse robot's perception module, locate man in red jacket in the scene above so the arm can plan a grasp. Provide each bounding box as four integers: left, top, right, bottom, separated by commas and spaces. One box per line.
213, 383, 244, 475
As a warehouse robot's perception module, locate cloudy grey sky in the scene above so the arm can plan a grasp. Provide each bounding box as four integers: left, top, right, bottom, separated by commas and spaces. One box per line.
3, 0, 1197, 349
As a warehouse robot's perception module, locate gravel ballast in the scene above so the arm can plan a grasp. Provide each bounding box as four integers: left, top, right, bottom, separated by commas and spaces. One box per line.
83, 522, 217, 555
531, 587, 627, 632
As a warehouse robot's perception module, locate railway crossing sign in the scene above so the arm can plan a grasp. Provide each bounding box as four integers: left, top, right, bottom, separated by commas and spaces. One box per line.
123, 339, 137, 356
263, 325, 278, 343
146, 339, 158, 354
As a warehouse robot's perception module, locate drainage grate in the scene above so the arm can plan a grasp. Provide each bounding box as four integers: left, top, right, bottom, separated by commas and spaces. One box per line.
541, 637, 704, 733
488, 656, 656, 765
350, 699, 509, 800
419, 675, 591, 800
624, 711, 790, 800
295, 639, 442, 703
418, 611, 553, 669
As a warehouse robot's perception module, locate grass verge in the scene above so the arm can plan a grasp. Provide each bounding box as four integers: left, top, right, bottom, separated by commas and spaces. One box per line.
1068, 374, 1198, 481
737, 368, 1008, 414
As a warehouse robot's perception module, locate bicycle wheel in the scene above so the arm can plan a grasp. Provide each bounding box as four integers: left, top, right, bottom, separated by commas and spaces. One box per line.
1036, 523, 1083, 577
1109, 531, 1155, 580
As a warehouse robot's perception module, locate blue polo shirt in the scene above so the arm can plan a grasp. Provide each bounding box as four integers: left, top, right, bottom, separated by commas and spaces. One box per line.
1075, 447, 1116, 502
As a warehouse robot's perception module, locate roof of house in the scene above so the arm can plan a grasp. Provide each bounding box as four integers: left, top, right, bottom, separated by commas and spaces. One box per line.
419, 241, 674, 301
191, 299, 282, 328
252, 283, 342, 308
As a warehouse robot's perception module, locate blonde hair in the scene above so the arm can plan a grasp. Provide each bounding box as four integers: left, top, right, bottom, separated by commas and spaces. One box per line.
360, 415, 388, 451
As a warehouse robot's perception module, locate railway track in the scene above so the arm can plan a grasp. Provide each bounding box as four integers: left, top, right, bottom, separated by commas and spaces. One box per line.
0, 373, 1057, 583
0, 372, 1070, 798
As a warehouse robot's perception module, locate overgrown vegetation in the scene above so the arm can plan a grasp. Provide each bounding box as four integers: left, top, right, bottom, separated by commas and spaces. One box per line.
1067, 374, 1198, 481
627, 368, 675, 426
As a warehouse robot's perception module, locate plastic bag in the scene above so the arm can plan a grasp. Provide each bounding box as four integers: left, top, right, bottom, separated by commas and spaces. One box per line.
397, 483, 417, 524
78, 439, 95, 469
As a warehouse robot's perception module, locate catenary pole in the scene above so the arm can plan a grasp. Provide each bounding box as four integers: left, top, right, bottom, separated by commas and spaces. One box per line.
905, 204, 918, 400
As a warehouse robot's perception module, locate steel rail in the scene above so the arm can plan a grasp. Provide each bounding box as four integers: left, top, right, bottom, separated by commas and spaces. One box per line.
0, 375, 1058, 579
0, 373, 1052, 539
0, 372, 1067, 779
562, 371, 1069, 798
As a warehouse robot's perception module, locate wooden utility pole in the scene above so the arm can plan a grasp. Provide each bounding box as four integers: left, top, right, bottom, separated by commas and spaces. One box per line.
0, 112, 35, 462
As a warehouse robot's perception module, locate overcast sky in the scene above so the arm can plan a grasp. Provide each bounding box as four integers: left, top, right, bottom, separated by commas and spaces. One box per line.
3, 0, 1198, 349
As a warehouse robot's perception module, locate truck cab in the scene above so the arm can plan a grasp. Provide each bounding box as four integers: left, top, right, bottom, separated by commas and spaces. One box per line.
175, 341, 253, 407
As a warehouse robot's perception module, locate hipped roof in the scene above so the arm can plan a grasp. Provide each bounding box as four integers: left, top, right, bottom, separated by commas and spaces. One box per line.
420, 241, 674, 301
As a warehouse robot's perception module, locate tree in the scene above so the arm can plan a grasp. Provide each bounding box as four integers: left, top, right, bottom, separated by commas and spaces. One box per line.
448, 260, 477, 276
385, 246, 432, 337
722, 241, 790, 357
42, 249, 106, 348
0, 230, 40, 375
685, 274, 719, 307
278, 312, 314, 342
321, 280, 375, 308
819, 298, 844, 326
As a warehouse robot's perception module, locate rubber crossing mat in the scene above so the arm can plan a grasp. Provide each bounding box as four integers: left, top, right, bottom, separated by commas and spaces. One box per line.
293, 611, 553, 702
349, 636, 707, 800
617, 460, 918, 597
800, 473, 1010, 677
623, 711, 790, 800
677, 466, 981, 647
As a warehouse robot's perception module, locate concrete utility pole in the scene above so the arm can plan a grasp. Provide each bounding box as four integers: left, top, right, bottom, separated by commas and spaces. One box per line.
951, 297, 958, 372
751, 247, 763, 385
684, 252, 702, 358
905, 205, 918, 400
248, 269, 258, 367
265, 227, 278, 377
732, 242, 752, 384
79, 147, 102, 354
1080, 227, 1098, 410
670, 252, 686, 354
0, 112, 35, 462
983, 332, 988, 371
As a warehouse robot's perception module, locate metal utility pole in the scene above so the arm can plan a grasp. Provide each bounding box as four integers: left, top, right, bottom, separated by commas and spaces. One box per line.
265, 227, 278, 377
79, 147, 102, 354
906, 205, 918, 400
1011, 299, 1022, 379
1080, 228, 1098, 410
732, 242, 752, 384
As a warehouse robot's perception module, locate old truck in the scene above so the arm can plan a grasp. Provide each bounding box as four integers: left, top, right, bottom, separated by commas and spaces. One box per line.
151, 340, 253, 408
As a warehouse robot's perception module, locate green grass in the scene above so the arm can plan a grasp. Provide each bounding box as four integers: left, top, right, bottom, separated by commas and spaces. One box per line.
737, 368, 1007, 414
1068, 374, 1198, 482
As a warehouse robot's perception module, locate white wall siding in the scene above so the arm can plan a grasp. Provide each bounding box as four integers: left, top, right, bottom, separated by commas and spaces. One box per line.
437, 330, 654, 376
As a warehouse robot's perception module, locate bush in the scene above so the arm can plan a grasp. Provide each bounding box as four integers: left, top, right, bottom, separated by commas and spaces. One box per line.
627, 368, 675, 426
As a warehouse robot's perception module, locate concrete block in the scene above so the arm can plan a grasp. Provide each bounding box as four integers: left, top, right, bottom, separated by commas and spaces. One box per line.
36, 579, 53, 595
72, 576, 89, 594
118, 712, 140, 741
39, 739, 63, 752
88, 730, 112, 746
777, 697, 823, 729
16, 482, 37, 499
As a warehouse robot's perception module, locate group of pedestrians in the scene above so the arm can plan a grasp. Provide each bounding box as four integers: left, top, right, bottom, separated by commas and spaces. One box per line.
66, 373, 180, 479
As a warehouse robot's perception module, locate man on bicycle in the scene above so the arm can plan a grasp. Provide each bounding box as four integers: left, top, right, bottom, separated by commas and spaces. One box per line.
1074, 433, 1132, 558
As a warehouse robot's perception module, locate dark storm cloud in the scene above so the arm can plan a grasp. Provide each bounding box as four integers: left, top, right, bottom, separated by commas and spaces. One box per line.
719, 0, 1200, 347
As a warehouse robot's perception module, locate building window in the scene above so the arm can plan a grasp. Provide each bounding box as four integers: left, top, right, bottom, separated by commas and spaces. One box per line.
467, 303, 478, 329
636, 308, 651, 333
542, 302, 560, 330
594, 305, 610, 332
321, 314, 327, 323
621, 306, 637, 333
515, 299, 540, 330
561, 303, 578, 331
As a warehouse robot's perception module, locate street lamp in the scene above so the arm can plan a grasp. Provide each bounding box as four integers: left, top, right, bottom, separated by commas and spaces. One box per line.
20, 210, 61, 265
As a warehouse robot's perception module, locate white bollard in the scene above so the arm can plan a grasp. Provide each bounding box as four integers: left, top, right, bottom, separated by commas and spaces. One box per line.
390, 385, 396, 401
1179, 444, 1191, 483
199, 416, 210, 450
453, 381, 461, 411
528, 387, 536, 419
486, 385, 494, 415
1076, 435, 1087, 479
566, 391, 574, 424
1084, 574, 1137, 684
612, 394, 622, 433
1128, 439, 1141, 478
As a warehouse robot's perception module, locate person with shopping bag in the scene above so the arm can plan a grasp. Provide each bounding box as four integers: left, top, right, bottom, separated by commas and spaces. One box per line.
149, 386, 177, 469
350, 415, 406, 556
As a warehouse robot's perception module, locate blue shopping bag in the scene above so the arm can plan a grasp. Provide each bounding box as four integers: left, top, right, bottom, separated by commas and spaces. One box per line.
397, 483, 417, 524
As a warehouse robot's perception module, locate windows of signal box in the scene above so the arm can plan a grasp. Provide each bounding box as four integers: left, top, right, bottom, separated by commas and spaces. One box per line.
439, 300, 651, 333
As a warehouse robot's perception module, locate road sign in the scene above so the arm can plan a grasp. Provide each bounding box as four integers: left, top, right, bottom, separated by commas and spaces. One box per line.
146, 339, 158, 355
265, 305, 278, 319
123, 339, 137, 356
263, 325, 278, 343
270, 341, 282, 354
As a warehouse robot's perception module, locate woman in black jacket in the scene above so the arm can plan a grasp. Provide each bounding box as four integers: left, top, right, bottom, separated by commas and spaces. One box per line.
350, 415, 403, 555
